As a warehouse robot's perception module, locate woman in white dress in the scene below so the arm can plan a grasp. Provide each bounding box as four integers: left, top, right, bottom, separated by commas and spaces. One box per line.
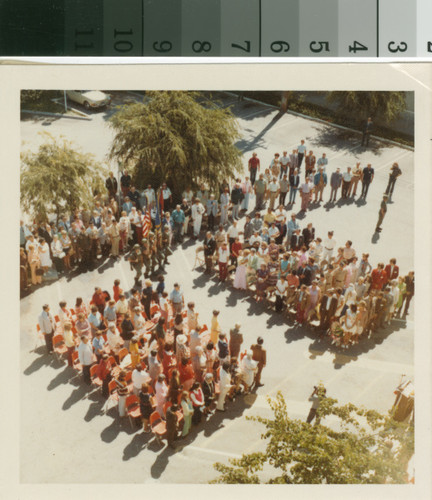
154, 374, 168, 415
51, 234, 65, 274
240, 351, 258, 394
233, 250, 247, 290
340, 303, 358, 348
38, 238, 52, 271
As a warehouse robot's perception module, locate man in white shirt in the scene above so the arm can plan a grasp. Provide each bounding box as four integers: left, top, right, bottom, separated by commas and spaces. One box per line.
249, 231, 262, 249
341, 167, 352, 199
182, 187, 194, 203
143, 185, 156, 208
132, 365, 151, 395
342, 240, 356, 261
107, 322, 122, 355
218, 242, 230, 282
275, 275, 288, 312
191, 198, 205, 239
275, 205, 286, 225
268, 177, 280, 210
300, 176, 314, 212
297, 139, 307, 169
78, 335, 94, 385
38, 304, 56, 354
227, 220, 239, 252
323, 231, 336, 263
317, 153, 328, 172
219, 188, 230, 226
280, 151, 290, 179
161, 183, 173, 211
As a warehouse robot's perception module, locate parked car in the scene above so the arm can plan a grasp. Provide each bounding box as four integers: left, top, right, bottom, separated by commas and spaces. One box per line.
66, 90, 111, 110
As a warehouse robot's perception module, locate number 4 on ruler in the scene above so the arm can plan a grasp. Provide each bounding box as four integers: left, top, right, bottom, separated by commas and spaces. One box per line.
349, 41, 368, 53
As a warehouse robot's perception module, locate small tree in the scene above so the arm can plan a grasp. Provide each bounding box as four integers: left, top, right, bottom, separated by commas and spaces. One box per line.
21, 132, 107, 222
212, 389, 413, 484
326, 91, 407, 126
108, 91, 242, 195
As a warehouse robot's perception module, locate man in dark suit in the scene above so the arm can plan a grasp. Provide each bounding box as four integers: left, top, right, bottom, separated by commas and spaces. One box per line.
105, 171, 118, 198
127, 186, 141, 210
302, 223, 315, 248
203, 231, 216, 274
360, 164, 374, 200
288, 168, 300, 205
250, 337, 266, 388
318, 290, 338, 331
290, 229, 304, 251
120, 170, 132, 196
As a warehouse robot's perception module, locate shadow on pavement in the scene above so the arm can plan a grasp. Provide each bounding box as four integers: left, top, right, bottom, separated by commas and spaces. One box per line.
236, 111, 284, 154
122, 432, 152, 461
23, 352, 64, 376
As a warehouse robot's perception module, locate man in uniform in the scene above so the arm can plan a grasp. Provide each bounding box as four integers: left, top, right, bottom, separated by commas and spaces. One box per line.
148, 232, 158, 272
250, 337, 266, 389
375, 194, 388, 233
141, 238, 152, 277
160, 226, 172, 267
128, 244, 143, 283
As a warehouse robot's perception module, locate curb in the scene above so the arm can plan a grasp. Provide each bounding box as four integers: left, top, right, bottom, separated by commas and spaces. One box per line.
21, 109, 92, 121
223, 91, 414, 152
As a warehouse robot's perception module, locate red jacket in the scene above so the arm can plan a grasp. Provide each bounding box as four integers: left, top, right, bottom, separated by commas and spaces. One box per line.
179, 362, 195, 384
371, 269, 388, 290
384, 265, 399, 283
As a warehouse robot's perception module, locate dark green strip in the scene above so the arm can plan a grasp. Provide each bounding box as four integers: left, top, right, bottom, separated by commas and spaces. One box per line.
143, 0, 182, 56
0, 0, 65, 55
64, 0, 103, 56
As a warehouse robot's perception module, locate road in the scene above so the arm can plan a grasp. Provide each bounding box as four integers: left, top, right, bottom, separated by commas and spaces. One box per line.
20, 92, 414, 483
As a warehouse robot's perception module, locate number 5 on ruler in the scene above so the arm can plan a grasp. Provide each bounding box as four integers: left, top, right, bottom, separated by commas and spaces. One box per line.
309, 41, 329, 53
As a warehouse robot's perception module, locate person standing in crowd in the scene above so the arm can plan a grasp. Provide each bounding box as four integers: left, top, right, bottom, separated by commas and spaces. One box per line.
385, 162, 402, 198
97, 354, 113, 399
231, 182, 243, 220
180, 391, 194, 437
254, 174, 267, 211
191, 198, 205, 239
305, 150, 316, 179
341, 167, 352, 199
216, 362, 233, 412
241, 176, 253, 212
38, 304, 56, 354
219, 188, 230, 226
313, 167, 327, 203
361, 117, 373, 147
288, 168, 300, 205
289, 149, 298, 172
375, 194, 389, 233
267, 177, 280, 211
171, 204, 185, 244
229, 323, 243, 361
105, 171, 118, 198
317, 153, 328, 172
218, 242, 229, 283
161, 183, 172, 212
206, 194, 218, 232
297, 139, 307, 168
203, 231, 216, 274
350, 162, 362, 198
78, 335, 94, 386
116, 370, 129, 417
400, 271, 415, 318
360, 164, 374, 200
279, 174, 289, 206
139, 384, 153, 433
300, 176, 314, 212
179, 198, 191, 238
250, 337, 266, 388
107, 219, 120, 259
275, 274, 288, 312
120, 170, 132, 196
169, 283, 184, 314
322, 231, 336, 263
248, 152, 260, 185
280, 151, 290, 179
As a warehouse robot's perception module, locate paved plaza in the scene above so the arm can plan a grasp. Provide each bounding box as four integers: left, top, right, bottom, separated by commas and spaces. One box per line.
20, 92, 414, 483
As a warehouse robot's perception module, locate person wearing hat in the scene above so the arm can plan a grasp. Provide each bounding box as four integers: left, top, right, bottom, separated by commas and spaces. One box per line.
229, 323, 244, 361
175, 334, 189, 366
375, 194, 388, 233
128, 243, 143, 283
201, 372, 216, 414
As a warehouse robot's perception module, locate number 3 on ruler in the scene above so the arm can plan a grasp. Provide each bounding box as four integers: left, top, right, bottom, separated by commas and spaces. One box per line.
310, 41, 329, 53
388, 41, 407, 53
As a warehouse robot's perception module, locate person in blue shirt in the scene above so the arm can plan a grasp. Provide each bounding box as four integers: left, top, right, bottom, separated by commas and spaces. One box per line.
171, 205, 185, 243
313, 168, 328, 203
92, 331, 106, 362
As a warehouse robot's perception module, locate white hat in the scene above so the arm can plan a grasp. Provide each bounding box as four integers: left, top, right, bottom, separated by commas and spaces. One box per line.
108, 322, 116, 330
235, 323, 241, 329
177, 334, 187, 345
195, 346, 203, 353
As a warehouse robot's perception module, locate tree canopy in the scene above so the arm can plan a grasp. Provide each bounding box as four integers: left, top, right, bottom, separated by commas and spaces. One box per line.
108, 91, 243, 195
327, 91, 407, 125
20, 132, 107, 222
212, 388, 413, 484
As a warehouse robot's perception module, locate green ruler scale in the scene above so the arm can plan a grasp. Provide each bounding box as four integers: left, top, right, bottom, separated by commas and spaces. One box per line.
0, 0, 430, 57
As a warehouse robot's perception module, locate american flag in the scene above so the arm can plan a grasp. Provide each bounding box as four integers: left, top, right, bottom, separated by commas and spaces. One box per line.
142, 208, 151, 238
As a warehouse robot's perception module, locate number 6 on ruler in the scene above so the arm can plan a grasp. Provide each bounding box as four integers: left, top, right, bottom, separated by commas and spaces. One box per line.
309, 41, 330, 53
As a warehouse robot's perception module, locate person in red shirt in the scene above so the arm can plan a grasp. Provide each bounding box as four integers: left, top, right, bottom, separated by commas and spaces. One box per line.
162, 344, 177, 378
113, 279, 123, 302
231, 237, 243, 267
384, 258, 399, 284
96, 354, 113, 398
371, 263, 388, 292
179, 357, 195, 391
248, 152, 260, 186
92, 287, 106, 315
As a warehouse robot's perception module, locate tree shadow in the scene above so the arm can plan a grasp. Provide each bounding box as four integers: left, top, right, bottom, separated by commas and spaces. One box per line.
236, 112, 284, 154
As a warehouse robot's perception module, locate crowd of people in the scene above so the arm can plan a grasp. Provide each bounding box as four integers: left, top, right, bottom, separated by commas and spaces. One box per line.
28, 138, 412, 445
37, 281, 266, 447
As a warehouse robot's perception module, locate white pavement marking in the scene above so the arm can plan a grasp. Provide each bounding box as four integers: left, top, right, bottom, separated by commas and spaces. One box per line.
180, 445, 242, 460
305, 349, 414, 375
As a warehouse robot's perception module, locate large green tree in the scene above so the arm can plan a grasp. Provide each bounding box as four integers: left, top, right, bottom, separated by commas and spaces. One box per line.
327, 91, 407, 125
21, 132, 107, 222
212, 389, 413, 484
108, 91, 242, 195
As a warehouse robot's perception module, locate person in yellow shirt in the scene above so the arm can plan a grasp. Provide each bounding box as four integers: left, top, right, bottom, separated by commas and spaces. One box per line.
210, 310, 221, 344
263, 208, 276, 227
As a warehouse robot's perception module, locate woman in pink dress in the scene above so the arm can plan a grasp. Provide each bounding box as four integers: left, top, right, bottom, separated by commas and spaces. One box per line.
233, 250, 247, 290
305, 281, 321, 322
